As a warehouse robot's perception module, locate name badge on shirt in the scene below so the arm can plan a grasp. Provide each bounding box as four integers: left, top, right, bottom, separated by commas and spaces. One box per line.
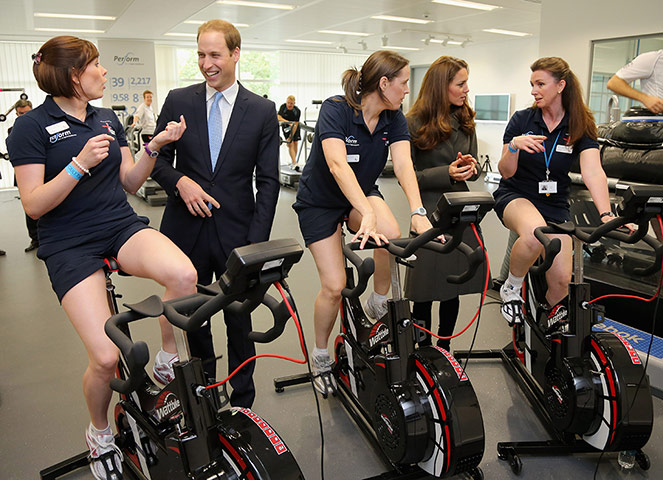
45, 121, 70, 135
556, 144, 573, 154
347, 154, 360, 163
539, 181, 557, 195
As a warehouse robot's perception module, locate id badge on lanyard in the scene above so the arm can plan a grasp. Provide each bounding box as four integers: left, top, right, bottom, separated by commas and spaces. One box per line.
540, 130, 561, 197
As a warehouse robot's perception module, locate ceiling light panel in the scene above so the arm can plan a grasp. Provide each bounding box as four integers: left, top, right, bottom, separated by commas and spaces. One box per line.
371, 15, 431, 25
383, 45, 420, 51
286, 39, 333, 45
34, 13, 116, 21
217, 0, 295, 10
432, 0, 500, 11
184, 20, 249, 27
35, 28, 105, 33
318, 30, 371, 37
482, 28, 531, 36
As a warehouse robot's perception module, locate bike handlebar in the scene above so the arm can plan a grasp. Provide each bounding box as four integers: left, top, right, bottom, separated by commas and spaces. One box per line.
530, 185, 663, 276
341, 225, 485, 299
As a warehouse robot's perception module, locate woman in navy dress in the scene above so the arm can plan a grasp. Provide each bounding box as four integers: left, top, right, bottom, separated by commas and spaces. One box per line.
8, 36, 196, 480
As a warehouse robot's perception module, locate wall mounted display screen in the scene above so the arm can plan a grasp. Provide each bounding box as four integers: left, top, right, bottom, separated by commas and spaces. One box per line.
474, 93, 510, 122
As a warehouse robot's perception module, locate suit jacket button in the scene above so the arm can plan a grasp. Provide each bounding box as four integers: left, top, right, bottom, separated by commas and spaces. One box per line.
210, 182, 215, 187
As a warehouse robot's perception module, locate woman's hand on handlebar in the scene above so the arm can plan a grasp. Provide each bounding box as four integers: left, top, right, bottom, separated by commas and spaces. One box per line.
351, 210, 389, 249
601, 212, 636, 234
411, 214, 435, 236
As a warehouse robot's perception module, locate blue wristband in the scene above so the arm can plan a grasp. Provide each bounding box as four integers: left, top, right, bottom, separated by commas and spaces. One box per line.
65, 163, 83, 181
507, 140, 518, 153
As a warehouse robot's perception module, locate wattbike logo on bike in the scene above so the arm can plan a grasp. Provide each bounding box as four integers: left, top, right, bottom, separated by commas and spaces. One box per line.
368, 322, 389, 347
154, 391, 181, 421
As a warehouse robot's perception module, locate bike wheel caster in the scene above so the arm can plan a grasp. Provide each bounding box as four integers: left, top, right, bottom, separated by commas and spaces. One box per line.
499, 446, 522, 475
468, 466, 483, 480
636, 450, 651, 470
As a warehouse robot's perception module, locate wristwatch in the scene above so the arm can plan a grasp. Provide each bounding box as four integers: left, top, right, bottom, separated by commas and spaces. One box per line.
144, 143, 159, 158
411, 206, 427, 217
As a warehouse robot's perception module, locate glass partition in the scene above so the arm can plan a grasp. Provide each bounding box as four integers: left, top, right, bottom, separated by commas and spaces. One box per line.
589, 33, 663, 124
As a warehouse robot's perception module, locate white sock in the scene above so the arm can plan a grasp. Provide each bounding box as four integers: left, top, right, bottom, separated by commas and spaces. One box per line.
313, 347, 329, 358
89, 423, 111, 436
506, 272, 524, 291
158, 349, 178, 363
371, 292, 388, 304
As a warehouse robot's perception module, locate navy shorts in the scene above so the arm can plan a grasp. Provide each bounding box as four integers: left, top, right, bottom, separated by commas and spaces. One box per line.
43, 216, 150, 302
494, 188, 570, 225
294, 185, 383, 246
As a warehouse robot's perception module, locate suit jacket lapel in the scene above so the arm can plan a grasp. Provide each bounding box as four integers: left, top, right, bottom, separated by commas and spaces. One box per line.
215, 83, 248, 175
192, 82, 213, 175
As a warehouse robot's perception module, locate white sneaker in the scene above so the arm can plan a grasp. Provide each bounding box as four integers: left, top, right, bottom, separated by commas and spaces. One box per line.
86, 425, 123, 480
365, 292, 388, 320
500, 282, 524, 326
311, 352, 336, 396
153, 350, 178, 385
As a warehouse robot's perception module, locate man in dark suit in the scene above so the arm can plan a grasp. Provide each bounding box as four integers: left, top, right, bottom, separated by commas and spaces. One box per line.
150, 19, 279, 408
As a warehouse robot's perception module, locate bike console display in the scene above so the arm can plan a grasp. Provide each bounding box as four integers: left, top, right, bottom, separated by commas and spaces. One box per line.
219, 238, 304, 295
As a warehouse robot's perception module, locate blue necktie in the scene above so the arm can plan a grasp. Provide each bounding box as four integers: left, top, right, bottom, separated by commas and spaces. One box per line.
208, 91, 223, 171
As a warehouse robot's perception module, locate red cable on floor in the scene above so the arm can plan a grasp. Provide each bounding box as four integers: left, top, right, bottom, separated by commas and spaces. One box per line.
588, 215, 663, 305
413, 223, 490, 341
205, 281, 308, 390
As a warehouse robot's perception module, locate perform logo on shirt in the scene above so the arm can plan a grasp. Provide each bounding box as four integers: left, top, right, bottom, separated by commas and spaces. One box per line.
49, 130, 77, 144
382, 130, 389, 147
345, 135, 359, 147
100, 121, 116, 136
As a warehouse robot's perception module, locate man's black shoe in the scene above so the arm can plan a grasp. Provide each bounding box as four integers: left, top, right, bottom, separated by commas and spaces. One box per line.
25, 241, 38, 252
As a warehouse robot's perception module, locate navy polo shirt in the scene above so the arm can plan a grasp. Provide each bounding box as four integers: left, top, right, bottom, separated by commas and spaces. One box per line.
498, 108, 598, 208
7, 96, 135, 253
295, 95, 409, 209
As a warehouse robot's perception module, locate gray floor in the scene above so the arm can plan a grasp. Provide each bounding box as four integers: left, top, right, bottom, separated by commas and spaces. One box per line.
0, 176, 661, 480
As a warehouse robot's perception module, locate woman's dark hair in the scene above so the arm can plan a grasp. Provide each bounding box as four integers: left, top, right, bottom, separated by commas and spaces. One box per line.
33, 36, 99, 99
530, 56, 597, 145
407, 56, 475, 151
341, 50, 409, 112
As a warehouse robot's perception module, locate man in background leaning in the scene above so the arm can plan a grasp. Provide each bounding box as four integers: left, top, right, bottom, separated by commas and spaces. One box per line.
150, 19, 280, 408
607, 49, 663, 114
8, 99, 39, 253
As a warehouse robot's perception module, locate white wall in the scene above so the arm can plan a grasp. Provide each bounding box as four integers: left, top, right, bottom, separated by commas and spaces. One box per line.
406, 36, 539, 170
539, 0, 663, 94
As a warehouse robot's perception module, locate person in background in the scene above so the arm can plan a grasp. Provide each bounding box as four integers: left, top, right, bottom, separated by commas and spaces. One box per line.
495, 57, 612, 327
7, 35, 196, 480
151, 19, 279, 408
278, 95, 301, 168
292, 50, 432, 395
404, 56, 485, 351
132, 89, 157, 144
607, 49, 663, 114
7, 99, 40, 253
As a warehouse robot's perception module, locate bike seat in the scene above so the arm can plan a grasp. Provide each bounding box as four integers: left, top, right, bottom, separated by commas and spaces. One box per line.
103, 257, 131, 276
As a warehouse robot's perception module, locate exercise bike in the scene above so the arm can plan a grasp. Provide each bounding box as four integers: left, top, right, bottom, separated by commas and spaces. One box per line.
457, 185, 663, 475
41, 238, 306, 480
276, 191, 495, 479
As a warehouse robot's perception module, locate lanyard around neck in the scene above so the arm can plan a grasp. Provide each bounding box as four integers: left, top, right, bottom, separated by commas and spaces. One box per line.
542, 129, 562, 179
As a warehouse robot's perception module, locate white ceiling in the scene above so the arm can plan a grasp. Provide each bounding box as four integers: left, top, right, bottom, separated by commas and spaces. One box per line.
0, 0, 541, 52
